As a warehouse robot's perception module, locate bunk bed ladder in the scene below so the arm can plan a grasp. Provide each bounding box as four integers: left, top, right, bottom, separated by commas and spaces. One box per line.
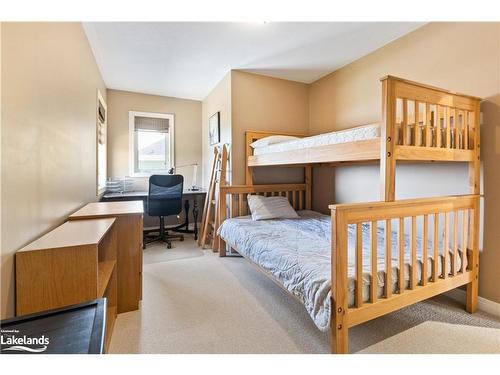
198, 144, 228, 250
198, 146, 218, 248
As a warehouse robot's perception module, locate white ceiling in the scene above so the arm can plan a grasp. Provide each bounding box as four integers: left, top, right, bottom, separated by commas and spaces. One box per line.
83, 22, 424, 101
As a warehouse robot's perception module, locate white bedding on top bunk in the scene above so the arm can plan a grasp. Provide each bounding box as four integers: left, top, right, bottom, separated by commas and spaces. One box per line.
252, 123, 380, 156
217, 210, 466, 332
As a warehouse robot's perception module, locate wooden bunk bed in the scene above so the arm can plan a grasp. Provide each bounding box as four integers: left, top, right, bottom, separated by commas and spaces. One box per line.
216, 76, 481, 354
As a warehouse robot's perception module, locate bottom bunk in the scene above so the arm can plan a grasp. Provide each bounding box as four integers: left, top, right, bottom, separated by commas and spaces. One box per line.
218, 210, 468, 332
216, 184, 480, 353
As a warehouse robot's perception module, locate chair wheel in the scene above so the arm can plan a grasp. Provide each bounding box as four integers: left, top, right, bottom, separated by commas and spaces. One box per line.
167, 243, 172, 249
180, 236, 184, 242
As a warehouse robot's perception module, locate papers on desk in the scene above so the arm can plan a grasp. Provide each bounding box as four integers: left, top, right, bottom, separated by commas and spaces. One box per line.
106, 177, 134, 193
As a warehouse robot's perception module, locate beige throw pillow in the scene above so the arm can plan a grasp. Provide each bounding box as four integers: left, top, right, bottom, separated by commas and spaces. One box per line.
247, 195, 299, 221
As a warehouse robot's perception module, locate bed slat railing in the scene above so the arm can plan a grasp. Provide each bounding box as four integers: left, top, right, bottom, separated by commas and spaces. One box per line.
382, 76, 480, 164
452, 210, 458, 276
394, 95, 477, 151
370, 221, 378, 303
443, 213, 449, 279
398, 217, 405, 293
436, 106, 442, 148
218, 184, 307, 256
384, 219, 392, 298
432, 213, 439, 282
329, 194, 479, 353
355, 224, 363, 308
461, 210, 468, 274
422, 214, 428, 286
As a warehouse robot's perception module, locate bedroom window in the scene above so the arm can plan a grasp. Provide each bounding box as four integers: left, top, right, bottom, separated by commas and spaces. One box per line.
129, 111, 175, 176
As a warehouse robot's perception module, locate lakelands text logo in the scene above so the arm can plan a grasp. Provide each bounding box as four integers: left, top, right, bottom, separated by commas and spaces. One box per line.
1, 329, 49, 353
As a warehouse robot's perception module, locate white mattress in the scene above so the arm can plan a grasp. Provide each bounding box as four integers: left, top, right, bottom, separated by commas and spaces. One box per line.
253, 123, 380, 156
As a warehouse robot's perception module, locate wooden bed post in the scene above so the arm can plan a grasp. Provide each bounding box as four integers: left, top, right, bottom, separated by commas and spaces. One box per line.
216, 145, 228, 256
305, 166, 312, 210
380, 77, 396, 201
331, 207, 348, 354
466, 101, 481, 313
245, 132, 254, 185
218, 185, 227, 257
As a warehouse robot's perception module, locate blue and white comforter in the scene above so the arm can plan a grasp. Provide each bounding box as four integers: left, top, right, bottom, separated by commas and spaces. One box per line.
218, 210, 464, 332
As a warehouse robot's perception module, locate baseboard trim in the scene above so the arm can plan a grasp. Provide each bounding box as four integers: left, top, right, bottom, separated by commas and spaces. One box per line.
445, 289, 500, 318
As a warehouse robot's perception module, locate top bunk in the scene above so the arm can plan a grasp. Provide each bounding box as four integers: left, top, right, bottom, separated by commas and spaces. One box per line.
246, 76, 481, 168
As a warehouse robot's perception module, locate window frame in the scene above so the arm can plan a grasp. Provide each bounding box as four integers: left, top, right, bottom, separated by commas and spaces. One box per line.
128, 111, 175, 177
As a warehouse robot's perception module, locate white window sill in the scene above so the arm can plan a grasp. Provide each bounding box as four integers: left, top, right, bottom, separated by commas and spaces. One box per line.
129, 172, 170, 178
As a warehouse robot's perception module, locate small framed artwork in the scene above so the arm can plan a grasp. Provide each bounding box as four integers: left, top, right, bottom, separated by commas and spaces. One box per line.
209, 111, 220, 145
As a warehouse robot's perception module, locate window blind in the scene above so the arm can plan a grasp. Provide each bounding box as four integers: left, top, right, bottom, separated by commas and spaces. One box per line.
134, 116, 169, 132
98, 121, 106, 145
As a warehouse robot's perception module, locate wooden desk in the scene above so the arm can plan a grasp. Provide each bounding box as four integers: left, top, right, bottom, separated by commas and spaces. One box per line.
69, 201, 143, 314
16, 218, 117, 351
101, 190, 206, 240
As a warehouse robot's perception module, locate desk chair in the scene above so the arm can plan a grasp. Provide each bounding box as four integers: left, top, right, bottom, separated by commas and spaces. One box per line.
143, 174, 184, 249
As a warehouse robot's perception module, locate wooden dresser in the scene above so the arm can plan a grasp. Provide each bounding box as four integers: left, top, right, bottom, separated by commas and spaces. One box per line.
68, 201, 144, 313
16, 218, 118, 351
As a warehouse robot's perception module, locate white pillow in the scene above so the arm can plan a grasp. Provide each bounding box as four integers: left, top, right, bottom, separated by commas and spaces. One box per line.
247, 195, 299, 221
250, 135, 300, 149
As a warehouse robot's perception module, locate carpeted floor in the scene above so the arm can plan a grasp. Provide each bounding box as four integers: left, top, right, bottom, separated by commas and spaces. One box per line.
359, 321, 500, 353
109, 238, 500, 354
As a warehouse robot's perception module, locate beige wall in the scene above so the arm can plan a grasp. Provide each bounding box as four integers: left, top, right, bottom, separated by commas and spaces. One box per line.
310, 23, 500, 132
201, 72, 232, 188
230, 70, 309, 185
1, 22, 106, 318
309, 22, 500, 303
107, 89, 202, 190
201, 71, 309, 189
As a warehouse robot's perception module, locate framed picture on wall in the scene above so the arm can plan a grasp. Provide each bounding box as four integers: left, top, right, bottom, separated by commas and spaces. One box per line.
209, 111, 220, 145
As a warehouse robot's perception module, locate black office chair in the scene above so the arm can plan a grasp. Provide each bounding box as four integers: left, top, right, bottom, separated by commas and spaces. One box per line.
143, 174, 184, 249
